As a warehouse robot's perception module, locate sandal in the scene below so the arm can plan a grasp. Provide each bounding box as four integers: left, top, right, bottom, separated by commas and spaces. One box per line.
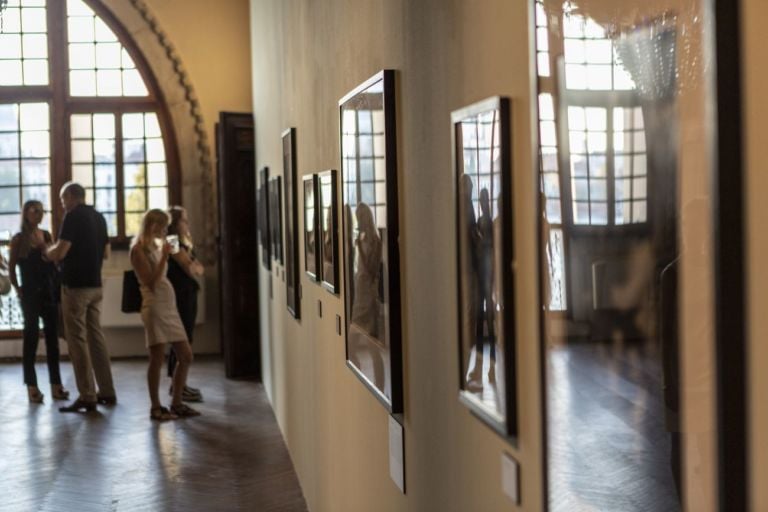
150, 406, 177, 422
51, 385, 70, 401
170, 403, 201, 418
28, 387, 44, 404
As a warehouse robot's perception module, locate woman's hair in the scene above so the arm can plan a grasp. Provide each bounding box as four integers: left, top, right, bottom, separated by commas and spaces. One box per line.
16, 200, 44, 258
167, 205, 192, 248
131, 208, 170, 249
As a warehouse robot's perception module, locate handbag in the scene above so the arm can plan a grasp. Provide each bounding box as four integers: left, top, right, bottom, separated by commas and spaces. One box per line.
121, 270, 142, 313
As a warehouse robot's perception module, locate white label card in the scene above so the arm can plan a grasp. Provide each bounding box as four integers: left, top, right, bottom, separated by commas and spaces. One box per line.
389, 415, 405, 493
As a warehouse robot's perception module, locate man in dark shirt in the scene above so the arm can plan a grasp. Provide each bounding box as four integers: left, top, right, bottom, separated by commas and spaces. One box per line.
47, 182, 116, 412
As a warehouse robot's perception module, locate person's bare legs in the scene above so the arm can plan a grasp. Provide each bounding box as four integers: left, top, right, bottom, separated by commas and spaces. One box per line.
147, 344, 165, 409
170, 340, 193, 407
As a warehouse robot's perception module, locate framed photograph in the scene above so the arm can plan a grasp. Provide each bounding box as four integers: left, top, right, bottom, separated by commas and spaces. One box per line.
282, 128, 301, 318
318, 169, 339, 294
258, 166, 270, 269
453, 96, 516, 438
269, 176, 283, 264
339, 69, 403, 414
303, 174, 320, 281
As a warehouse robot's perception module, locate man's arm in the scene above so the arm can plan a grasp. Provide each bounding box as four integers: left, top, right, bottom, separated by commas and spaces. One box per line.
46, 240, 72, 264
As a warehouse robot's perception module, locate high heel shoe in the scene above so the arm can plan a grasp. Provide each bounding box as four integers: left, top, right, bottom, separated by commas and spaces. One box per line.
28, 387, 44, 404
51, 385, 70, 401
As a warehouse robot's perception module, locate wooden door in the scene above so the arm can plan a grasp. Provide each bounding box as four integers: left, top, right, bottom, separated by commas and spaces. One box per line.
216, 112, 260, 379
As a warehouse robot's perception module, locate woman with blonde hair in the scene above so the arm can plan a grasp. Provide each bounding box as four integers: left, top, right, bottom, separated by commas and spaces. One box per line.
130, 208, 199, 421
8, 200, 68, 403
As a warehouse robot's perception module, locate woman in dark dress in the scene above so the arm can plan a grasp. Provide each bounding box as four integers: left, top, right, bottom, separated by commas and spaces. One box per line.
166, 206, 204, 402
9, 200, 69, 403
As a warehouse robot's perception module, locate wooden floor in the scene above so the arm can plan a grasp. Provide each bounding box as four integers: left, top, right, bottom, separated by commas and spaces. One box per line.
548, 340, 681, 512
0, 357, 307, 512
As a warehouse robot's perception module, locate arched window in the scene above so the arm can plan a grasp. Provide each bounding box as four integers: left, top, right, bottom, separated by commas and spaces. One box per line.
0, 0, 180, 242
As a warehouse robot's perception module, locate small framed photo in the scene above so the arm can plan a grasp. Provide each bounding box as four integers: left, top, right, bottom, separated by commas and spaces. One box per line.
339, 70, 403, 414
318, 169, 339, 294
453, 96, 517, 438
303, 174, 320, 281
269, 176, 283, 264
258, 166, 270, 269
282, 128, 301, 318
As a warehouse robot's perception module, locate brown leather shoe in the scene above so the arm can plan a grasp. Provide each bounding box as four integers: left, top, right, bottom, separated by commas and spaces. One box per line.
58, 399, 97, 413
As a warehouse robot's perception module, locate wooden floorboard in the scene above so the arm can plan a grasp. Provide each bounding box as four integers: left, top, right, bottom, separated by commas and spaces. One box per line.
548, 340, 682, 512
0, 357, 308, 512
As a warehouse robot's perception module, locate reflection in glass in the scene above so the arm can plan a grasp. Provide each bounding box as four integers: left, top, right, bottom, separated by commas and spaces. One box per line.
455, 102, 508, 428
340, 72, 401, 411
318, 170, 338, 293
536, 1, 717, 510
303, 175, 318, 279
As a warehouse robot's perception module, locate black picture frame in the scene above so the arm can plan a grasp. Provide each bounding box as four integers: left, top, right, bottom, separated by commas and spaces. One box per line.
339, 69, 403, 415
303, 174, 320, 281
283, 128, 301, 319
318, 169, 339, 294
269, 176, 283, 264
452, 96, 516, 438
258, 166, 270, 269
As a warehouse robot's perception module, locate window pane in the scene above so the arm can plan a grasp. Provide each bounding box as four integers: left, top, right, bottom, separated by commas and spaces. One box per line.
573, 202, 590, 224
70, 70, 97, 96
71, 140, 92, 162
67, 17, 94, 42
572, 178, 589, 201
123, 163, 144, 187
95, 188, 116, 211
103, 213, 117, 237
20, 131, 48, 157
122, 114, 144, 138
0, 161, 20, 186
93, 139, 115, 163
148, 187, 167, 209
94, 164, 116, 187
571, 154, 588, 177
590, 179, 607, 201
94, 18, 118, 43
72, 163, 93, 187
0, 34, 22, 59
96, 69, 121, 95
92, 114, 115, 138
70, 114, 92, 138
124, 213, 142, 236
21, 7, 46, 33
123, 139, 144, 163
632, 201, 647, 223
590, 202, 608, 225
21, 158, 48, 184
147, 163, 167, 186
0, 61, 23, 86
95, 42, 121, 69
0, 134, 20, 158
19, 103, 48, 131
122, 69, 148, 96
0, 105, 18, 131
0, 188, 20, 212
69, 43, 96, 69
146, 138, 165, 161
23, 60, 48, 85
589, 155, 606, 177
22, 185, 49, 209
124, 187, 146, 212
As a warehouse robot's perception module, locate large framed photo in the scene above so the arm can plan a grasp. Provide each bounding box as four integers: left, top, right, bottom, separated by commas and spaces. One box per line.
340, 70, 403, 414
318, 169, 339, 294
303, 174, 320, 281
282, 128, 301, 318
258, 166, 270, 269
269, 176, 283, 264
453, 96, 516, 438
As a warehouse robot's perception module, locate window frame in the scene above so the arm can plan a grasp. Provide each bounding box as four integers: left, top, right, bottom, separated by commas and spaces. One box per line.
0, 0, 181, 246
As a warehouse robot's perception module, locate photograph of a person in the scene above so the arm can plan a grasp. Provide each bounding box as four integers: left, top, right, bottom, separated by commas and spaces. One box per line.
453, 96, 516, 437
318, 170, 338, 294
303, 174, 319, 280
282, 128, 300, 318
340, 70, 403, 413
